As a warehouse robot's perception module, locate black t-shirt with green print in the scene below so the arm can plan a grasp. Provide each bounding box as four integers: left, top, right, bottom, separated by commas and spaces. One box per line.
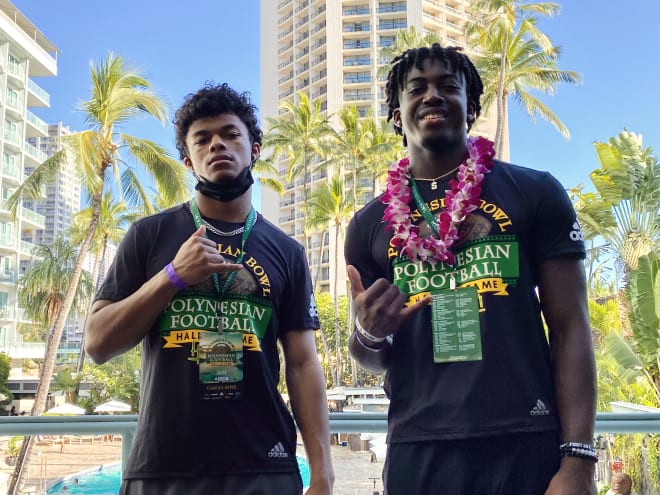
345, 160, 585, 443
97, 203, 319, 479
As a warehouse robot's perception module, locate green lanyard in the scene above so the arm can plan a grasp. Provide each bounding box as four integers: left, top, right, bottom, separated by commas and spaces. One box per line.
189, 198, 256, 302
409, 173, 441, 237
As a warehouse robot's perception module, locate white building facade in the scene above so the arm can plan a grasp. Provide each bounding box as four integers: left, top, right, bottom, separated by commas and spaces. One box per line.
0, 0, 58, 369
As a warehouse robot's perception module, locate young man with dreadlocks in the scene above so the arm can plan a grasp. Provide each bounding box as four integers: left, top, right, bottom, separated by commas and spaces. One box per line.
345, 44, 597, 494
86, 83, 334, 494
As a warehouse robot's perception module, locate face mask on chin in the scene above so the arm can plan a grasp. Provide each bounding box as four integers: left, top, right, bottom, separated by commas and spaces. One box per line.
194, 166, 254, 202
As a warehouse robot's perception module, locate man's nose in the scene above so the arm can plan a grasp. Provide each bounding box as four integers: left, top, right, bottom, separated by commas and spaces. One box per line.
423, 86, 444, 103
209, 134, 226, 150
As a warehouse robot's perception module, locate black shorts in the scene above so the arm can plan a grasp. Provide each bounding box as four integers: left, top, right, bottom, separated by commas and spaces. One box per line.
384, 431, 560, 495
120, 472, 302, 495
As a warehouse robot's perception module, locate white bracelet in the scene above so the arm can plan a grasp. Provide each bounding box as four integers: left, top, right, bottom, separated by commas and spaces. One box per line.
355, 318, 386, 343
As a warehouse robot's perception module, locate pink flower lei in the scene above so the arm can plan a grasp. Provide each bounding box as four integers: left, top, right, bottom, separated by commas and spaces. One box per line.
382, 136, 495, 265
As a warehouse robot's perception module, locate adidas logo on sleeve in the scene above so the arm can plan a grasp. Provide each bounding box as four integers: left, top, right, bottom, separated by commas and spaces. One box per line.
268, 442, 290, 458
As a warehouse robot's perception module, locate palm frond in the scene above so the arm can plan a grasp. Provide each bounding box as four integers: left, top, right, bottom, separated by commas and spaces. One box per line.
6, 151, 67, 219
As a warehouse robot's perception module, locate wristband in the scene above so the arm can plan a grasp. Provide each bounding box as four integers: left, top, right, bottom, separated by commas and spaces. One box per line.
164, 262, 187, 290
355, 318, 386, 343
559, 442, 598, 462
354, 330, 389, 352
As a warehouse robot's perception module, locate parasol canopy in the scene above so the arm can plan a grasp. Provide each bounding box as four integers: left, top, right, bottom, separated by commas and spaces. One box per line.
44, 403, 86, 415
93, 400, 132, 413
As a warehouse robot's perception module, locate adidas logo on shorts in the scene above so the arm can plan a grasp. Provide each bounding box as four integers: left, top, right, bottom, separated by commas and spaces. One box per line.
530, 399, 550, 416
268, 442, 289, 458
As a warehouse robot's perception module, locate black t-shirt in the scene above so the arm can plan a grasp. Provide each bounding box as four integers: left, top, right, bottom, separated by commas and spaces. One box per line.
97, 203, 319, 478
345, 161, 585, 443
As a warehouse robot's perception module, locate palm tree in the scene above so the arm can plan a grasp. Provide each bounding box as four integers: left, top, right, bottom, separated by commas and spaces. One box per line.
12, 237, 94, 493
306, 174, 354, 387
377, 26, 441, 78
7, 52, 190, 495
263, 92, 335, 250
467, 1, 579, 159
332, 105, 375, 211
18, 237, 94, 328
70, 194, 140, 376
362, 118, 405, 196
253, 155, 285, 195
50, 368, 81, 405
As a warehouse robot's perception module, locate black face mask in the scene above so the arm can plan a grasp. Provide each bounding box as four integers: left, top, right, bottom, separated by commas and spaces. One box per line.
195, 166, 254, 202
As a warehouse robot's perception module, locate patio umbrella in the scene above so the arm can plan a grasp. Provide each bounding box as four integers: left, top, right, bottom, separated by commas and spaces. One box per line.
44, 403, 86, 415
94, 400, 132, 414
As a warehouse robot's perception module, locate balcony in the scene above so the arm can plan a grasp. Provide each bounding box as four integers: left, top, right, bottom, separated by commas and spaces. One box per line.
2, 163, 21, 183
6, 62, 25, 85
19, 239, 39, 256
0, 341, 46, 359
23, 141, 48, 165
0, 270, 16, 283
21, 207, 46, 230
25, 110, 49, 137
27, 79, 50, 107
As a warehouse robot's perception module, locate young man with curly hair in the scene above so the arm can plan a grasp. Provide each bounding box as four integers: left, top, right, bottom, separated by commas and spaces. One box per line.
86, 83, 334, 495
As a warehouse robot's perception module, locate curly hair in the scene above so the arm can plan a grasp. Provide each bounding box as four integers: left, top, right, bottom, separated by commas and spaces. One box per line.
174, 83, 263, 160
385, 43, 483, 135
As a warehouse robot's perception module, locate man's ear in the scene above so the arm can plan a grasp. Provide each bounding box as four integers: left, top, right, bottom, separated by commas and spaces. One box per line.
251, 143, 261, 165
183, 157, 193, 171
467, 102, 477, 121
392, 109, 403, 135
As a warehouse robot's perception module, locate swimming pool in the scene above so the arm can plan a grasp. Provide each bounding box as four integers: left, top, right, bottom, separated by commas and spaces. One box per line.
47, 457, 311, 494
47, 463, 120, 495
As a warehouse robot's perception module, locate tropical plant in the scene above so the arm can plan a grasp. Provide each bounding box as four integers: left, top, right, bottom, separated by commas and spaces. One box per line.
624, 253, 660, 389
79, 347, 141, 412
306, 174, 354, 387
574, 131, 659, 275
377, 26, 440, 78
263, 92, 335, 250
313, 293, 346, 389
18, 237, 94, 328
70, 194, 140, 375
362, 118, 405, 196
467, 1, 580, 159
253, 155, 285, 195
0, 352, 13, 408
6, 52, 190, 495
332, 105, 375, 210
50, 368, 81, 405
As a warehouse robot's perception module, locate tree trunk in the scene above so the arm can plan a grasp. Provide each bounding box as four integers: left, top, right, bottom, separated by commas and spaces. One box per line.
75, 237, 109, 379
494, 32, 509, 160
9, 193, 102, 495
313, 230, 327, 292
317, 325, 336, 389
332, 223, 342, 388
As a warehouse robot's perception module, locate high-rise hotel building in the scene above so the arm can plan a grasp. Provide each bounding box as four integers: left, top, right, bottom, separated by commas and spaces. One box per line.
0, 1, 58, 369
260, 0, 492, 294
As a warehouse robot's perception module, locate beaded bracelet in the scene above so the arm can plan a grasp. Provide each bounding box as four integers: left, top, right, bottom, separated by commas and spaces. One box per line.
164, 262, 187, 290
355, 318, 386, 343
559, 442, 598, 462
354, 330, 389, 352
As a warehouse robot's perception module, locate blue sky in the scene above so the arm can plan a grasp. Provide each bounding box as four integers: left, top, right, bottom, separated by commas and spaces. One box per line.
11, 0, 660, 195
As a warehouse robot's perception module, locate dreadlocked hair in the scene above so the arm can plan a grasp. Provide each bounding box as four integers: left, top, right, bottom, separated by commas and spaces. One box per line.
385, 43, 483, 132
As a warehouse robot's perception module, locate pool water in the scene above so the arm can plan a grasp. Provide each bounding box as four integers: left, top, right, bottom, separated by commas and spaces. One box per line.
47, 463, 121, 495
47, 457, 311, 494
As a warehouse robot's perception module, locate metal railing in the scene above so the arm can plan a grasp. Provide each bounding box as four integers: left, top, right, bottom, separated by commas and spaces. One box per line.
2, 412, 660, 474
